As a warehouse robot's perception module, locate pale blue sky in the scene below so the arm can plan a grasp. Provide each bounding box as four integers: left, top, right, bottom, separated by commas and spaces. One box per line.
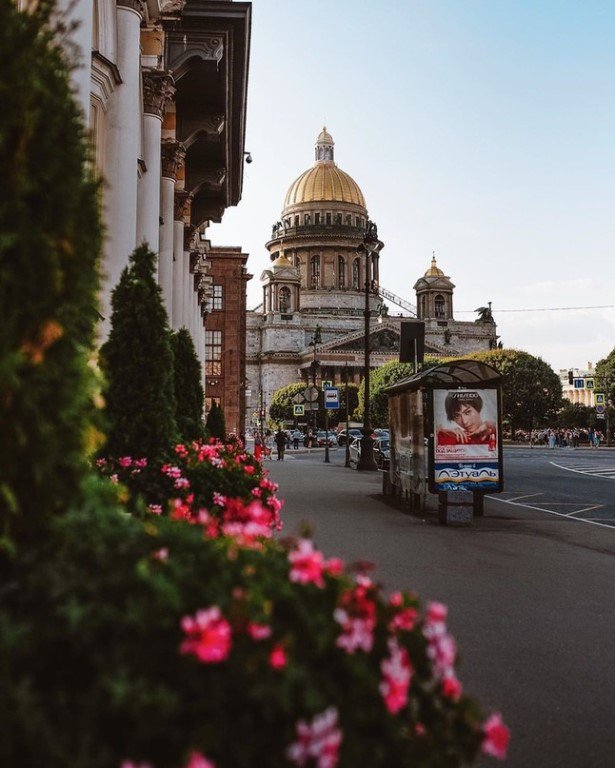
210, 0, 615, 370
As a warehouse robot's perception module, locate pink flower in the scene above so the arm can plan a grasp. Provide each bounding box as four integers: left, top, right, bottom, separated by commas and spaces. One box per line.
95, 458, 107, 468
481, 713, 510, 760
148, 504, 162, 516
244, 464, 255, 474
251, 487, 262, 498
133, 457, 148, 468
441, 676, 462, 701
152, 547, 168, 562
379, 637, 412, 714
334, 579, 377, 654
269, 644, 287, 669
389, 607, 418, 632
184, 751, 216, 768
180, 607, 232, 663
426, 601, 448, 625
288, 539, 326, 588
175, 443, 188, 457
287, 707, 343, 768
213, 492, 226, 507
118, 456, 132, 467
121, 762, 152, 768
389, 591, 403, 607
247, 622, 272, 640
110, 474, 119, 484
174, 477, 190, 489
324, 557, 344, 576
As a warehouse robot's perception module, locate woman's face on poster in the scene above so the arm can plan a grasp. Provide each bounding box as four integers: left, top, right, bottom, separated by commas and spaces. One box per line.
451, 403, 482, 435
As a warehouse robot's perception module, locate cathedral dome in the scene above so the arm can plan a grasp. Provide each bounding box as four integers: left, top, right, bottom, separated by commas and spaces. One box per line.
424, 255, 445, 277
283, 128, 367, 210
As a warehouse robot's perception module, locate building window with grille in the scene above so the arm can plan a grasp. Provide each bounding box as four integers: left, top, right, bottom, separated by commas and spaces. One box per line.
310, 255, 321, 288
212, 284, 223, 310
338, 255, 346, 288
205, 330, 222, 375
294, 215, 299, 227
304, 213, 311, 225
435, 294, 445, 318
314, 212, 320, 225
326, 212, 332, 225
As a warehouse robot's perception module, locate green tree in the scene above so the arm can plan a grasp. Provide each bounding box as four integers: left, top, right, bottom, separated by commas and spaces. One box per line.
206, 399, 226, 440
355, 361, 416, 427
0, 0, 102, 544
100, 245, 178, 461
462, 349, 562, 432
170, 328, 205, 442
333, 382, 359, 426
556, 401, 594, 429
595, 349, 615, 405
269, 382, 306, 423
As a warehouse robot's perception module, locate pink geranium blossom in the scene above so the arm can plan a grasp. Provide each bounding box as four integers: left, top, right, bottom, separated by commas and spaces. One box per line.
482, 713, 510, 760
334, 577, 377, 653
379, 637, 412, 714
180, 607, 232, 663
288, 539, 326, 588
287, 707, 343, 768
118, 456, 132, 467
269, 643, 287, 669
247, 622, 272, 640
441, 675, 462, 701
184, 751, 216, 768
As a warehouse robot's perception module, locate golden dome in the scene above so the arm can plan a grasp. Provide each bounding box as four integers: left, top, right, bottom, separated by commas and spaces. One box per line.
272, 252, 293, 268
425, 255, 444, 277
283, 128, 366, 210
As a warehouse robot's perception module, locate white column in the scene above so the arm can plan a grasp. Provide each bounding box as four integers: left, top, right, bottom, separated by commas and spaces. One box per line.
159, 176, 175, 318
172, 222, 184, 328
182, 251, 192, 331
101, 0, 144, 336
57, 0, 94, 122
137, 72, 173, 255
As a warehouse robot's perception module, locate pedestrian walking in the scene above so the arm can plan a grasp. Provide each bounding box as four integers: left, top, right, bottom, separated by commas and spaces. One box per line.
264, 430, 274, 460
275, 428, 287, 461
254, 431, 263, 461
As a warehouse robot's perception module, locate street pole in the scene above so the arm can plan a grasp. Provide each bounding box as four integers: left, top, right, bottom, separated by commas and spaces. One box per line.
324, 403, 330, 463
344, 363, 351, 467
357, 224, 379, 471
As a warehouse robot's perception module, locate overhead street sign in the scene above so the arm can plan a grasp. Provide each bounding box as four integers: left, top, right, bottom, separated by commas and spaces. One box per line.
292, 392, 305, 405
293, 404, 305, 416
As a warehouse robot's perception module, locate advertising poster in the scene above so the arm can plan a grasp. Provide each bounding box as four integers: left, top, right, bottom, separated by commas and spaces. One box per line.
433, 388, 500, 491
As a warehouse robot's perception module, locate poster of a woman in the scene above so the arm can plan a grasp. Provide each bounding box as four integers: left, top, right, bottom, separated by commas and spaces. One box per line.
435, 389, 498, 460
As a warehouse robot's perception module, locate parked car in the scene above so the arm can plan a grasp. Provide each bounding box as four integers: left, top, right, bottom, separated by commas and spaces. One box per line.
315, 430, 337, 447
348, 435, 390, 469
337, 428, 363, 446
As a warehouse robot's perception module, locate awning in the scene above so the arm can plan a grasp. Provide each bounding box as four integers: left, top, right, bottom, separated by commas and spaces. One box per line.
385, 359, 502, 394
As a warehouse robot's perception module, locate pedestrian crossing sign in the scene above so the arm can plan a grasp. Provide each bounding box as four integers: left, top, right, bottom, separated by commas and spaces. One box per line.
322, 380, 333, 390
293, 404, 305, 416
595, 393, 605, 405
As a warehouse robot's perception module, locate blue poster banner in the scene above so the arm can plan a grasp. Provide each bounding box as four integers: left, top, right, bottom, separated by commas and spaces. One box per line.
434, 461, 500, 492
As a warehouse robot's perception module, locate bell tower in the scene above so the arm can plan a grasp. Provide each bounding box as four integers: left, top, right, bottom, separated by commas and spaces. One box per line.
413, 254, 455, 320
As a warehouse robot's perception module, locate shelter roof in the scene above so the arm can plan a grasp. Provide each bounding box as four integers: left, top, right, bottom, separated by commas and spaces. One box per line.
385, 359, 502, 394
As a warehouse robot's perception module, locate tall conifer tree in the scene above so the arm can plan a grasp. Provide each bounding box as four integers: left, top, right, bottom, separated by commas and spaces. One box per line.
100, 245, 178, 460
205, 400, 226, 440
170, 328, 206, 441
0, 0, 102, 543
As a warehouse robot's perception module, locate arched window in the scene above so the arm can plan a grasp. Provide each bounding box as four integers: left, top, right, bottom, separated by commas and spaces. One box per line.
304, 213, 311, 225
279, 286, 291, 313
338, 255, 346, 288
435, 294, 445, 318
310, 255, 321, 288
352, 258, 361, 289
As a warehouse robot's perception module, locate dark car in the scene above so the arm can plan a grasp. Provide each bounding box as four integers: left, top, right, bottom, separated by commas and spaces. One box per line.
337, 428, 363, 446
348, 436, 390, 469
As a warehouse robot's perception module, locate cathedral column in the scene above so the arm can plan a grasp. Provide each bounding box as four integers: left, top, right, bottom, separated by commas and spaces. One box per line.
137, 72, 174, 255
57, 0, 94, 121
101, 0, 145, 336
160, 141, 185, 320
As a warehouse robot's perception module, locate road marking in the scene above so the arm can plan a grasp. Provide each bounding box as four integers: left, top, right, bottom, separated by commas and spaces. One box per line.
489, 496, 615, 530
565, 504, 604, 517
550, 461, 615, 480
506, 492, 543, 502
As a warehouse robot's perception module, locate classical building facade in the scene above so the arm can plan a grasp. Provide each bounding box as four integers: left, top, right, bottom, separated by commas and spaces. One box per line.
38, 0, 251, 415
246, 129, 498, 428
559, 363, 597, 407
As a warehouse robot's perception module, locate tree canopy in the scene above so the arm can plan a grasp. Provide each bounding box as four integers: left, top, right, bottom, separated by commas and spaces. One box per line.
355, 361, 416, 427
460, 349, 562, 431
269, 381, 359, 428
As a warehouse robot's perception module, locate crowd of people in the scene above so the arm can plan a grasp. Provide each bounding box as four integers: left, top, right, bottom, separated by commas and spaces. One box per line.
513, 427, 606, 448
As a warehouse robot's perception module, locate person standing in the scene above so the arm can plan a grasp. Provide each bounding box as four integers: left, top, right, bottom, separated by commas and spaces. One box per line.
264, 429, 274, 460
275, 428, 287, 461
253, 431, 263, 461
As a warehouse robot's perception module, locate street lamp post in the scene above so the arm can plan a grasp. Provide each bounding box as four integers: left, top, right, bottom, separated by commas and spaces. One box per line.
357, 221, 383, 471
308, 325, 322, 444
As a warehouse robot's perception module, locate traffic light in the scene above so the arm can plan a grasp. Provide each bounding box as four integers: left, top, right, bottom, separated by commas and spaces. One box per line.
568, 370, 574, 385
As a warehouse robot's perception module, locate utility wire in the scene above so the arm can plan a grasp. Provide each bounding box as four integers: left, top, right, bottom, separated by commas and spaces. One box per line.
456, 304, 615, 314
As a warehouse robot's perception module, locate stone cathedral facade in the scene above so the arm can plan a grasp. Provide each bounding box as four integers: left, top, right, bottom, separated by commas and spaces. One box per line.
245, 129, 497, 427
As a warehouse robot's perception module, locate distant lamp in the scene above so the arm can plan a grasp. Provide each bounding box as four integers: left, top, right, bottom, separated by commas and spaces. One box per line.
244, 151, 253, 164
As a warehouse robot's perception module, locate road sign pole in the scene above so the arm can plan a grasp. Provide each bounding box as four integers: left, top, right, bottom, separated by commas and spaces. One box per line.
324, 407, 330, 463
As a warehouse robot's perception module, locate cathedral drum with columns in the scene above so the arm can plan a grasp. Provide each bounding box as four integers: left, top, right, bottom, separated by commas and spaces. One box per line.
245, 129, 498, 429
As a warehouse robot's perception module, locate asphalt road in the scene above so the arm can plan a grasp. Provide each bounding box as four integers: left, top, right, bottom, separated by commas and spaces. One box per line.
266, 446, 615, 768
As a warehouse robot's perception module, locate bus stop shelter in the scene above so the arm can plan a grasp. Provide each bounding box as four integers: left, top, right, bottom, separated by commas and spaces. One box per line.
385, 359, 503, 525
